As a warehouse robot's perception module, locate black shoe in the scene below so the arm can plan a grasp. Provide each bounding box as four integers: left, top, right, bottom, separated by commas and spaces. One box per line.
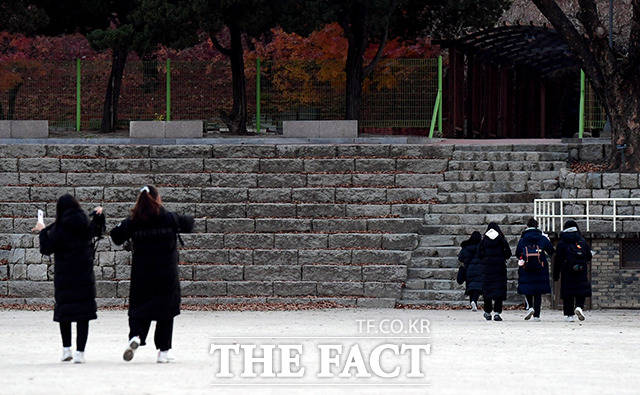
484, 312, 492, 321
494, 314, 503, 321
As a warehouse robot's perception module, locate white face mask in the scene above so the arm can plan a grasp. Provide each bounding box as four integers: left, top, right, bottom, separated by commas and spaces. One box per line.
485, 228, 499, 240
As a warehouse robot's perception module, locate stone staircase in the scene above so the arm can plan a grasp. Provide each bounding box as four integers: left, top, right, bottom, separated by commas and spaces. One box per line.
0, 141, 570, 308
398, 144, 568, 306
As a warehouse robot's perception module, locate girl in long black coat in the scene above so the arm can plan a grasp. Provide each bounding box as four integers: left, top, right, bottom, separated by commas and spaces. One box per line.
458, 231, 483, 311
110, 185, 194, 363
477, 222, 512, 321
553, 220, 592, 322
35, 194, 105, 363
515, 218, 554, 321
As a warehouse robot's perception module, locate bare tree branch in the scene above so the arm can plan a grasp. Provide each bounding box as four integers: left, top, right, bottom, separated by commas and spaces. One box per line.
627, 0, 640, 69
363, 0, 397, 78
576, 0, 618, 72
210, 33, 232, 57
531, 0, 606, 93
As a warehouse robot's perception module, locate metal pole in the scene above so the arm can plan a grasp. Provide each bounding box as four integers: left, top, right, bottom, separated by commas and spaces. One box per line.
76, 58, 81, 131
166, 58, 171, 121
586, 200, 590, 232
579, 70, 585, 139
613, 200, 617, 231
256, 57, 261, 133
438, 55, 442, 133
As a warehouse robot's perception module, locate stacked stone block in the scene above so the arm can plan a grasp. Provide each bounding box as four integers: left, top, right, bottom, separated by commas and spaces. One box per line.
0, 143, 452, 307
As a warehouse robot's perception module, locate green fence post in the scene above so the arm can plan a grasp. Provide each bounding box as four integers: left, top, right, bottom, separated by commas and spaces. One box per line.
166, 58, 171, 121
579, 69, 585, 139
256, 57, 261, 133
438, 55, 443, 133
76, 58, 81, 131
428, 90, 441, 139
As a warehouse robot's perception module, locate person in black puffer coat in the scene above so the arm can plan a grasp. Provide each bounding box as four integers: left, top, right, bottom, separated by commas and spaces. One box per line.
553, 220, 592, 322
36, 194, 105, 363
477, 222, 512, 321
457, 231, 483, 311
515, 218, 554, 321
110, 185, 194, 363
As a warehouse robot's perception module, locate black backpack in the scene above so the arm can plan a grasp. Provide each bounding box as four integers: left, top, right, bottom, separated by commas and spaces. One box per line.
523, 243, 544, 272
567, 240, 589, 272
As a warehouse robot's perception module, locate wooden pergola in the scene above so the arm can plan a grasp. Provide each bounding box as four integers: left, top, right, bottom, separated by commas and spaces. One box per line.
441, 25, 579, 138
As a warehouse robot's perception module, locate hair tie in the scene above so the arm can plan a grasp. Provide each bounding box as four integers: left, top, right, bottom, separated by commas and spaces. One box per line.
140, 186, 150, 194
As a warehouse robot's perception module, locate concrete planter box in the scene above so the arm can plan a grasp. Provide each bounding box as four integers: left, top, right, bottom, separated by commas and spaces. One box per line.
283, 120, 358, 138
130, 121, 203, 138
0, 120, 49, 138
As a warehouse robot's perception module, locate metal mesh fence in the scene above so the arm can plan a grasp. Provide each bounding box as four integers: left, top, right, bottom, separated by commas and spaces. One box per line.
1, 57, 438, 132
0, 60, 75, 130
584, 79, 606, 130
260, 58, 438, 132
361, 58, 438, 129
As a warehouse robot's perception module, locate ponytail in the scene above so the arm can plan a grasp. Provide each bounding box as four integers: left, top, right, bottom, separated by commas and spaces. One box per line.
131, 185, 162, 222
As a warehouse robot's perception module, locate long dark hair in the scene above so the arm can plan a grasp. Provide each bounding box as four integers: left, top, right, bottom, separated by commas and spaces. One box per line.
56, 194, 81, 223
131, 185, 162, 222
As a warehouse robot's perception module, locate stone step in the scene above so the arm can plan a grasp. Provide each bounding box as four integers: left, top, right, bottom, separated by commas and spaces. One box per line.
438, 191, 558, 204
411, 246, 460, 257
407, 267, 519, 280
408, 256, 460, 268
448, 160, 565, 172
453, 144, 568, 152
0, 158, 451, 175
0, 202, 431, 220
450, 151, 568, 161
429, 203, 533, 214
421, 224, 529, 236
424, 213, 532, 226
444, 170, 562, 182
436, 179, 559, 193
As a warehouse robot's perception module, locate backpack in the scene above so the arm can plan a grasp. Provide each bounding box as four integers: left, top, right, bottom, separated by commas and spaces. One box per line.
523, 243, 544, 272
567, 240, 589, 272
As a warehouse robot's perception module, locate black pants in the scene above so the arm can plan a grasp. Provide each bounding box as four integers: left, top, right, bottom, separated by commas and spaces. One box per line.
60, 320, 89, 352
525, 294, 542, 318
128, 317, 174, 351
469, 290, 480, 304
563, 295, 586, 316
483, 297, 503, 314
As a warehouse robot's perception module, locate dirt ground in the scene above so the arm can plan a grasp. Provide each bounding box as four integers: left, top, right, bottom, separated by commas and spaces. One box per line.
1, 308, 638, 395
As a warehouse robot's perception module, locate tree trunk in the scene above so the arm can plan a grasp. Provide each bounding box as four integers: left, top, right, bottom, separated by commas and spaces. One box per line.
344, 4, 368, 121
221, 23, 247, 134
605, 81, 640, 171
101, 47, 129, 133
7, 82, 22, 120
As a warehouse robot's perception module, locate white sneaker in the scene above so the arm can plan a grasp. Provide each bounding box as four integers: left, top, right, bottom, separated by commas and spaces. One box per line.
575, 307, 586, 321
123, 336, 140, 362
565, 315, 575, 322
470, 301, 478, 311
157, 351, 170, 363
533, 317, 541, 322
524, 307, 535, 320
61, 347, 72, 362
73, 351, 85, 364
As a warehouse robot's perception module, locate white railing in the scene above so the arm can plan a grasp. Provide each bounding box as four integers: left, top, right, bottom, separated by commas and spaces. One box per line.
534, 198, 640, 233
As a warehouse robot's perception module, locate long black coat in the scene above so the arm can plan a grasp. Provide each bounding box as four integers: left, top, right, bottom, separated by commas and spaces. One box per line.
515, 228, 554, 295
553, 229, 592, 298
477, 234, 512, 299
39, 208, 104, 322
458, 239, 483, 294
110, 209, 194, 320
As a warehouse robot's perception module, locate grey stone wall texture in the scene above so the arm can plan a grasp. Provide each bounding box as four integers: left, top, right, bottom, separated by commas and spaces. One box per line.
0, 141, 637, 308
